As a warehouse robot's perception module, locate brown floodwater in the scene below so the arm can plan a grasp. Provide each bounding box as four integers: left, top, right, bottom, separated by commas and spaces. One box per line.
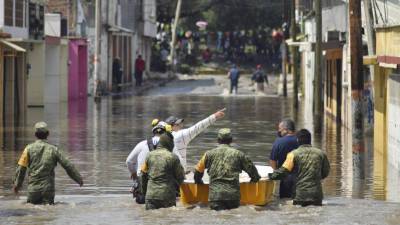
0, 78, 399, 224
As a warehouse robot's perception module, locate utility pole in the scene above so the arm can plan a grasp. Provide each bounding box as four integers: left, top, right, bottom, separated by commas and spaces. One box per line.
282, 42, 288, 97
169, 0, 182, 72
290, 0, 298, 108
93, 0, 101, 102
282, 0, 290, 97
313, 0, 323, 124
349, 0, 365, 179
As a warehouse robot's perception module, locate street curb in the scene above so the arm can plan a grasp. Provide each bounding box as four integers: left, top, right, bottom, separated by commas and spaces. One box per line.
93, 76, 176, 98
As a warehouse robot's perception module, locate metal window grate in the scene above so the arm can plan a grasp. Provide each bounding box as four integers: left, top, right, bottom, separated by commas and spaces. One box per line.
4, 0, 13, 26
15, 0, 24, 27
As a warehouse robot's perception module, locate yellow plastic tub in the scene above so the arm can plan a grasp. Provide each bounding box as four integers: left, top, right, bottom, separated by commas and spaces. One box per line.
180, 166, 275, 206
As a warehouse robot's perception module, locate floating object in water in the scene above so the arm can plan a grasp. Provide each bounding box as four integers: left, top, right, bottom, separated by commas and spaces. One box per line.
180, 165, 275, 206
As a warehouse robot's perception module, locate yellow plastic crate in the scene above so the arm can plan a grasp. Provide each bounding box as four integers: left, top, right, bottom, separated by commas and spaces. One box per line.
180, 179, 275, 206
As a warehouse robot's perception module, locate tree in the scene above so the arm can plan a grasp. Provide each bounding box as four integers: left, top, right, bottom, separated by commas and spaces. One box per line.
157, 0, 284, 31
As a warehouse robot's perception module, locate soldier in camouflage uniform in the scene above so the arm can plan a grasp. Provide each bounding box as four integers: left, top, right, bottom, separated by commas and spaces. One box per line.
140, 132, 185, 210
194, 128, 260, 210
13, 122, 83, 205
269, 129, 330, 206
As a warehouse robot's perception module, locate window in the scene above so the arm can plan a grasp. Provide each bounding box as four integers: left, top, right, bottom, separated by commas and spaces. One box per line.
137, 0, 143, 21
15, 0, 24, 27
4, 0, 26, 27
4, 0, 13, 26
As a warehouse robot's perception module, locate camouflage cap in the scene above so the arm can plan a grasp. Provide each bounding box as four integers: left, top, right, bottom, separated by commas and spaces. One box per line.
218, 128, 232, 140
34, 121, 48, 132
158, 132, 174, 152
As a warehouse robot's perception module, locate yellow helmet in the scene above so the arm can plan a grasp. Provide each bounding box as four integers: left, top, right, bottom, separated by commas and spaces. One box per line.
151, 118, 160, 127
152, 121, 173, 134
165, 124, 172, 133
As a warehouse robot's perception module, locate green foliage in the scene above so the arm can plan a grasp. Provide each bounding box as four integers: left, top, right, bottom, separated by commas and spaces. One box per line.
158, 0, 284, 31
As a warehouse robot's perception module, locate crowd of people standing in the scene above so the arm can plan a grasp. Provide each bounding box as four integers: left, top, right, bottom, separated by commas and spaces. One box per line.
151, 26, 285, 72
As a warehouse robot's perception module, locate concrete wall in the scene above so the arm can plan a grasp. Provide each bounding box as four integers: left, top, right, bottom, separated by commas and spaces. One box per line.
0, 0, 4, 28
322, 3, 348, 40
107, 0, 118, 26
60, 40, 68, 102
387, 74, 400, 202
143, 0, 157, 38
121, 0, 136, 31
44, 44, 60, 103
44, 40, 68, 104
302, 18, 315, 116
3, 26, 28, 39
99, 0, 110, 91
27, 42, 45, 106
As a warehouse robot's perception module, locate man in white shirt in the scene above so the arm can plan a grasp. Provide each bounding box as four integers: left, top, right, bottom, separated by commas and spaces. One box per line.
126, 121, 170, 203
165, 109, 225, 170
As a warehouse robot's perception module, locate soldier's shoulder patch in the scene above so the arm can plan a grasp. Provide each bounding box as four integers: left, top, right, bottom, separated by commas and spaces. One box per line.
18, 148, 29, 167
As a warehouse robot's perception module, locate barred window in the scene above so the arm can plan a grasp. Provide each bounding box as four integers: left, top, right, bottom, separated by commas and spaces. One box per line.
15, 0, 24, 27
4, 0, 13, 26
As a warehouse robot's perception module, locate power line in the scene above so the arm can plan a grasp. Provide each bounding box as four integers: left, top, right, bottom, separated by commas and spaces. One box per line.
383, 0, 387, 24
371, 0, 379, 24
373, 0, 386, 25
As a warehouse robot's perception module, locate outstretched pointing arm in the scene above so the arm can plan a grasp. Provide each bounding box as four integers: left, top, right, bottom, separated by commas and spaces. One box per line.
176, 110, 225, 145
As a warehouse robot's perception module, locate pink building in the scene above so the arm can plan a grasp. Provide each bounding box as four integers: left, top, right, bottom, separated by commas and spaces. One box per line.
68, 38, 88, 100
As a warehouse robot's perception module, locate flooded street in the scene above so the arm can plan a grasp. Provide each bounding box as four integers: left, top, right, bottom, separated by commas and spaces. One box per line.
1, 75, 400, 224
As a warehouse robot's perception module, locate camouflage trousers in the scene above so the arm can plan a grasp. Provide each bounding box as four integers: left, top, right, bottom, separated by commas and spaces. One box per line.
209, 200, 240, 211
145, 199, 176, 210
27, 191, 55, 205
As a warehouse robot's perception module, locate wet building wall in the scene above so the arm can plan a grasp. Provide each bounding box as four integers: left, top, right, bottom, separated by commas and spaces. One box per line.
26, 42, 45, 106
44, 37, 68, 104
387, 74, 400, 202
367, 25, 400, 202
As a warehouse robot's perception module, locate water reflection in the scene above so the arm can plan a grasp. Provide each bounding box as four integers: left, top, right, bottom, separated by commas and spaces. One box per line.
321, 117, 342, 196
0, 93, 397, 203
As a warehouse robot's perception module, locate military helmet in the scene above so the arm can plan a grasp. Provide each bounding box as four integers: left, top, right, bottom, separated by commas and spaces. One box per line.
34, 121, 49, 133
158, 132, 174, 152
218, 128, 232, 140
